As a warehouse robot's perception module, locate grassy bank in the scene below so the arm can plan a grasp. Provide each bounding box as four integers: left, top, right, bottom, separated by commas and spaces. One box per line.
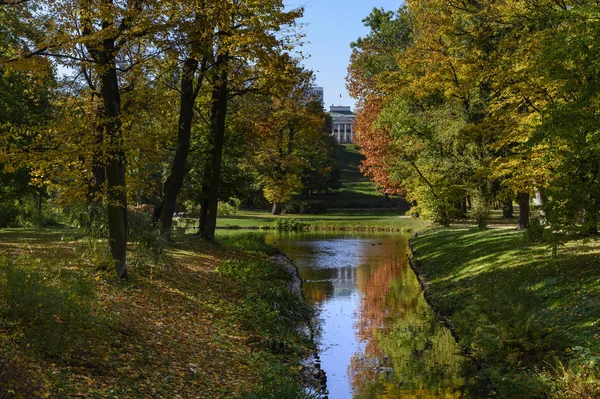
411, 227, 600, 398
174, 209, 430, 233
0, 229, 316, 398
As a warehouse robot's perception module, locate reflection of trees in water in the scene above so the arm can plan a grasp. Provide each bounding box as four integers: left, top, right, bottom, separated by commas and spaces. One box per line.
350, 257, 472, 398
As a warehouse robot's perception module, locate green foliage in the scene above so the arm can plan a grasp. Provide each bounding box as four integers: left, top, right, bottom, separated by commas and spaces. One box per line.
218, 233, 279, 256
241, 376, 322, 399
128, 208, 171, 277
217, 258, 314, 355
413, 228, 600, 397
282, 200, 327, 215
274, 218, 308, 232
524, 217, 546, 244
218, 198, 241, 216
471, 192, 490, 230
0, 256, 111, 361
539, 361, 600, 399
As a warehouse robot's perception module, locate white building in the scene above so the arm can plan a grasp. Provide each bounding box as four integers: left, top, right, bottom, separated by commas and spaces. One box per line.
330, 105, 355, 143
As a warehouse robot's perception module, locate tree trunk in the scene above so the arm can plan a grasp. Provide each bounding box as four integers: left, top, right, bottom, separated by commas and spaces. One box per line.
37, 189, 43, 215
502, 199, 514, 219
160, 57, 199, 241
271, 202, 281, 215
518, 192, 530, 230
461, 198, 468, 215
99, 45, 128, 278
199, 57, 228, 242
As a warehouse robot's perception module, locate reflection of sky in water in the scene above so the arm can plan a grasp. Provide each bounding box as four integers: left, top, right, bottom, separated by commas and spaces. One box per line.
268, 233, 407, 399
267, 232, 481, 399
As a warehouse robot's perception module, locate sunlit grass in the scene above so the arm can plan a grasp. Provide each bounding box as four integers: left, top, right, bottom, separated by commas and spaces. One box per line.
412, 228, 600, 397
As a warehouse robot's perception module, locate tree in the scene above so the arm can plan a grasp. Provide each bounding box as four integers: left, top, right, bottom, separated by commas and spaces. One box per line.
192, 1, 303, 240
3, 0, 165, 277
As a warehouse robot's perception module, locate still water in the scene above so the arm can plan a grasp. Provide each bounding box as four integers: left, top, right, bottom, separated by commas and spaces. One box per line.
266, 232, 482, 399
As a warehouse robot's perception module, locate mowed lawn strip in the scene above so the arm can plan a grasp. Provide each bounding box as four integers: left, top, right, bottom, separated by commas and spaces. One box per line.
182, 209, 431, 232
411, 227, 600, 397
0, 229, 308, 398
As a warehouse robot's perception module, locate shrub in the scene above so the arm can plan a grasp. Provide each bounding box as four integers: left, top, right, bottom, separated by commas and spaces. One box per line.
283, 200, 327, 215
471, 193, 490, 229
128, 207, 171, 277
218, 198, 241, 216
0, 202, 19, 227
275, 218, 308, 232
524, 217, 545, 243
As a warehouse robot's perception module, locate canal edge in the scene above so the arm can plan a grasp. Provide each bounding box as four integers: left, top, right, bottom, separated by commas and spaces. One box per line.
406, 235, 485, 371
269, 253, 328, 396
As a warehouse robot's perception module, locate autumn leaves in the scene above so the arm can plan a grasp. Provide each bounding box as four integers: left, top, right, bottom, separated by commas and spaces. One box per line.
349, 1, 600, 233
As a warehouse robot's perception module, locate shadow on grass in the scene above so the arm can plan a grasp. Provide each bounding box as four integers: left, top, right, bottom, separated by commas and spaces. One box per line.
0, 256, 122, 377
412, 228, 600, 396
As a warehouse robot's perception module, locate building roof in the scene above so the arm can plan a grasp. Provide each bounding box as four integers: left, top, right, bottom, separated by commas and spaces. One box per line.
329, 105, 355, 120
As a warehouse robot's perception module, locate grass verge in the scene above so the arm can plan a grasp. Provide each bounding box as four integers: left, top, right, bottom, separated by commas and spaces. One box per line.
0, 228, 315, 398
411, 227, 600, 398
175, 209, 431, 233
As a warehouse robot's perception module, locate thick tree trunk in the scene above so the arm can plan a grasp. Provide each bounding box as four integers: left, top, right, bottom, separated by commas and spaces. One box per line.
199, 58, 228, 242
518, 192, 530, 230
99, 46, 128, 278
160, 57, 199, 241
271, 202, 281, 215
502, 199, 514, 219
198, 199, 209, 235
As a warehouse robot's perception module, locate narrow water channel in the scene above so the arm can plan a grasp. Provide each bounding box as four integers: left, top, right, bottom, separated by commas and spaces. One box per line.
266, 232, 483, 399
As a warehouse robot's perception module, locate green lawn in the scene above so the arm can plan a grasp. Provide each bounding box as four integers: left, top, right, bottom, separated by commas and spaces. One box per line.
174, 209, 430, 233
307, 144, 407, 209
411, 227, 600, 398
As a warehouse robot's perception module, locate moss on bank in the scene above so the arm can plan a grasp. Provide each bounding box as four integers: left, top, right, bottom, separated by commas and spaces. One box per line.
411, 227, 600, 398
0, 229, 315, 398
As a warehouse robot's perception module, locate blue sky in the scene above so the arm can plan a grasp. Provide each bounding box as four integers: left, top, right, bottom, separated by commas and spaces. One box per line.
286, 0, 404, 110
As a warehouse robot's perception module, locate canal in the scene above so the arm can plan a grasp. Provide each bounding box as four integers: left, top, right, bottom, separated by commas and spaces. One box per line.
266, 232, 484, 399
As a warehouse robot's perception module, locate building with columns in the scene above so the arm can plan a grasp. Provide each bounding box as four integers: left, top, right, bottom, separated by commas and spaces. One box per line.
330, 105, 355, 143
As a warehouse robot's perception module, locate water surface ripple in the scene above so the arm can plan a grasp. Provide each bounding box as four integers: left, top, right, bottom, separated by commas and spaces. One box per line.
267, 232, 484, 399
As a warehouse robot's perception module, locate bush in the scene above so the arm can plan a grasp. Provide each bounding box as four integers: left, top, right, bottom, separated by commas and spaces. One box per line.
218, 198, 241, 216
471, 193, 490, 229
524, 217, 546, 243
274, 218, 308, 232
0, 202, 19, 227
217, 259, 314, 354
283, 200, 327, 215
128, 207, 171, 277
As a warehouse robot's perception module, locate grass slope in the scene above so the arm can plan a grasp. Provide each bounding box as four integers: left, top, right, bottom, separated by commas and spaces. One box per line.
0, 229, 313, 398
411, 227, 600, 398
309, 144, 407, 209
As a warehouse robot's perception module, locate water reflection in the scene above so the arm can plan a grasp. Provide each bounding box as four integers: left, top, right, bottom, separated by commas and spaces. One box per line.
267, 232, 482, 399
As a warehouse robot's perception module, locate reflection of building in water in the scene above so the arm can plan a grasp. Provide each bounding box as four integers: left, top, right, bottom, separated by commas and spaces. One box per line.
303, 266, 358, 303
331, 266, 357, 297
